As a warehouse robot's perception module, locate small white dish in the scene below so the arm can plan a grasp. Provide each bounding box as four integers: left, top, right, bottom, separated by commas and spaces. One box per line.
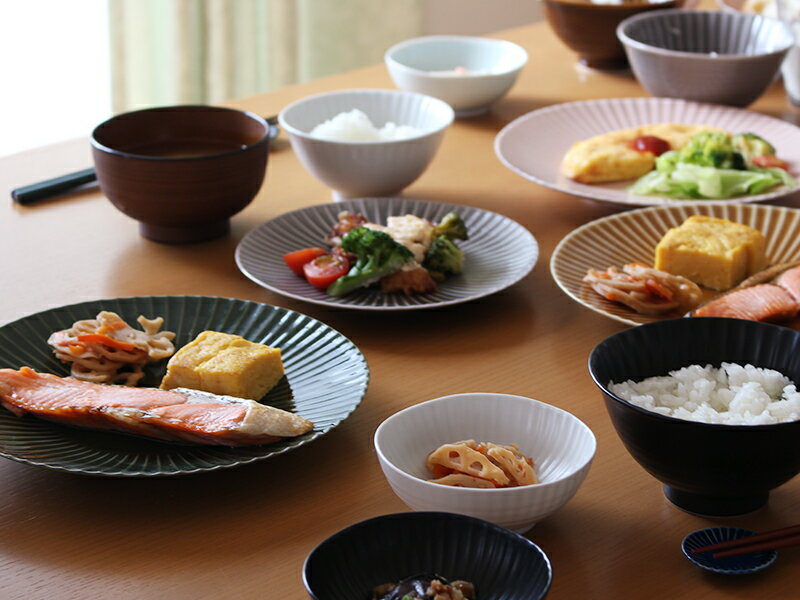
374, 392, 596, 533
385, 35, 527, 116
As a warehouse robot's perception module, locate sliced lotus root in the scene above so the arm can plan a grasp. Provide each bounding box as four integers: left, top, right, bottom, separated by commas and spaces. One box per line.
428, 473, 497, 488
486, 443, 538, 486
426, 442, 510, 486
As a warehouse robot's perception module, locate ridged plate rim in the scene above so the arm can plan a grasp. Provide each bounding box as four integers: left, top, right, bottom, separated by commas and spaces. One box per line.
234, 197, 539, 310
0, 296, 369, 477
550, 202, 800, 326
682, 526, 778, 574
494, 97, 800, 207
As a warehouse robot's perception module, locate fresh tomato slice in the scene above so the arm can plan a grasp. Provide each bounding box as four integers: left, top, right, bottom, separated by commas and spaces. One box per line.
283, 247, 327, 276
751, 155, 789, 170
303, 254, 350, 290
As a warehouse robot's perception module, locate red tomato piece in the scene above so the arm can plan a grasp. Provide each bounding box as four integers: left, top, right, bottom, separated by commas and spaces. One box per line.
752, 155, 789, 170
303, 254, 350, 290
283, 247, 327, 276
630, 135, 671, 157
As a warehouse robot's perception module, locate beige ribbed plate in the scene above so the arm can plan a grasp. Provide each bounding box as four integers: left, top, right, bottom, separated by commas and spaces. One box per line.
551, 203, 800, 326
495, 97, 800, 206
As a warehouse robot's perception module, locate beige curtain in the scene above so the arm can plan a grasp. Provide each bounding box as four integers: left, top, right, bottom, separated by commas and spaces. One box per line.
109, 0, 424, 113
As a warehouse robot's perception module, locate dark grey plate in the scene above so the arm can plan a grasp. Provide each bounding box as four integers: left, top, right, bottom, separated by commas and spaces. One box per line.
0, 296, 369, 477
235, 197, 539, 310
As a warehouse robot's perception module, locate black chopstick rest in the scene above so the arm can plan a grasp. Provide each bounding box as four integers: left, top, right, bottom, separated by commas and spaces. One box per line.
11, 167, 97, 205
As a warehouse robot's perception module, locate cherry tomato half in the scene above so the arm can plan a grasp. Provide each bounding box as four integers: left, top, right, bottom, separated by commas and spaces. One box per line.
303, 254, 350, 290
751, 155, 789, 171
283, 247, 327, 276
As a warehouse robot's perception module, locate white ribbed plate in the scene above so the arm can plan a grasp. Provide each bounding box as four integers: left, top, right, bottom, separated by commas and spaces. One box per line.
551, 202, 800, 326
0, 296, 368, 476
495, 97, 800, 206
235, 197, 538, 310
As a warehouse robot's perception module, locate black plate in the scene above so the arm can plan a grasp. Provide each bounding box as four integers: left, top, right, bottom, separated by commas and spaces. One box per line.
0, 296, 369, 476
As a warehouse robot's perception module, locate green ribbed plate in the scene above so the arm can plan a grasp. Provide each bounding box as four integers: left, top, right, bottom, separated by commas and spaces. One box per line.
0, 296, 368, 477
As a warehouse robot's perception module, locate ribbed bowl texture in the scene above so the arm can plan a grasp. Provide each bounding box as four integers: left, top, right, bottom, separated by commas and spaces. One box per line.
618, 10, 794, 106
589, 317, 800, 516
385, 36, 528, 113
303, 512, 552, 600
374, 393, 596, 533
278, 89, 454, 197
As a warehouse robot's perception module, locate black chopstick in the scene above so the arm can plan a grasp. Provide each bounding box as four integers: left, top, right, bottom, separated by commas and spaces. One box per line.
691, 524, 800, 558
11, 167, 97, 205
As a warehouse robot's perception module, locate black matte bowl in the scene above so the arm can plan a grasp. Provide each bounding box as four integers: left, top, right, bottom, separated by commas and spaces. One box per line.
302, 512, 552, 600
588, 318, 800, 517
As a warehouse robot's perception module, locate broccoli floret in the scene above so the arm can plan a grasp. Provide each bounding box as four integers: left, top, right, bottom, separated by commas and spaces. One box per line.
732, 132, 777, 161
433, 212, 468, 241
326, 227, 413, 297
423, 236, 464, 281
678, 131, 744, 170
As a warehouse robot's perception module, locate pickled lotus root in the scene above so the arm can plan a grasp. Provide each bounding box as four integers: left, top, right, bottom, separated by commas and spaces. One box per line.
426, 440, 537, 488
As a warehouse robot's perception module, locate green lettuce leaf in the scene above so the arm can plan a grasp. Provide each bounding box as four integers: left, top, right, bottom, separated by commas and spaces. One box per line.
629, 163, 796, 200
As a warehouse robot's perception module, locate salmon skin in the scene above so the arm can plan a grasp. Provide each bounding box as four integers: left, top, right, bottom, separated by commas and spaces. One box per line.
776, 265, 800, 303
0, 367, 313, 446
693, 284, 799, 322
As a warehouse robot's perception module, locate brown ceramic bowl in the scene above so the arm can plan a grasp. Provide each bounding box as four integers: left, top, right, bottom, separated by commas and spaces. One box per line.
544, 0, 686, 69
91, 105, 270, 243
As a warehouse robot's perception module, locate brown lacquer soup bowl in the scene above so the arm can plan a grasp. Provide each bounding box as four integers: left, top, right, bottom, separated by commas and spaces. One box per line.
544, 0, 686, 69
91, 105, 270, 244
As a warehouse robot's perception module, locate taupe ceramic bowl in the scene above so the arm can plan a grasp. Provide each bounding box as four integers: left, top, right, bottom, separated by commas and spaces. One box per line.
91, 105, 270, 243
544, 0, 685, 69
617, 9, 794, 106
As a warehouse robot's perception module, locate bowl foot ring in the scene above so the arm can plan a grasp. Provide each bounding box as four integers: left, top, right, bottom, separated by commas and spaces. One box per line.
664, 486, 769, 517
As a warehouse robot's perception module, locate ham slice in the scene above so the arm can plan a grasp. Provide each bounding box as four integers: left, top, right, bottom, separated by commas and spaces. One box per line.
0, 367, 313, 446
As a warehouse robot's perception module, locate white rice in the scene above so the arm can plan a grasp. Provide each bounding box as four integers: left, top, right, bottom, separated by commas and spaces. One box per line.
309, 109, 421, 141
609, 363, 800, 425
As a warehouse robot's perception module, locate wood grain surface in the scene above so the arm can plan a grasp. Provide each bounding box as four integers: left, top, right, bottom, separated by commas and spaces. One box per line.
2, 16, 799, 600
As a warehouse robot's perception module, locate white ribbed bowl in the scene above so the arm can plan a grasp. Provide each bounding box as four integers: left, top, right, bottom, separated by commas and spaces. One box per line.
374, 393, 596, 533
617, 10, 793, 106
385, 36, 528, 116
278, 89, 454, 198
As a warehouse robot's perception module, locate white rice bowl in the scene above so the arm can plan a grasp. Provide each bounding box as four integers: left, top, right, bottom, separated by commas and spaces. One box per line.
609, 363, 800, 425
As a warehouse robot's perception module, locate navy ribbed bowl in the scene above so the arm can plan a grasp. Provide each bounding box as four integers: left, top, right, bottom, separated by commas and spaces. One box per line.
303, 512, 552, 600
617, 10, 794, 106
588, 318, 800, 517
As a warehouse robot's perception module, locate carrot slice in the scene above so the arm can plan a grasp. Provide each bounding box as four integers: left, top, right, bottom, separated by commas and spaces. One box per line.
76, 334, 136, 352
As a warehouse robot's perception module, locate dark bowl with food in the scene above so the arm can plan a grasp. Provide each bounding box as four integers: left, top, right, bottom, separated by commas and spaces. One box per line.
302, 512, 552, 600
543, 0, 685, 69
589, 317, 800, 517
92, 105, 270, 244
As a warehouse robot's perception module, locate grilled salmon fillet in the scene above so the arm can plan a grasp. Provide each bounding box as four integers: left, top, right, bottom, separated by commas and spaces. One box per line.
693, 284, 799, 322
0, 367, 313, 446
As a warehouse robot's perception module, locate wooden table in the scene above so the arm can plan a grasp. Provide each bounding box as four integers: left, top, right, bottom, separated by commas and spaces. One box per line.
2, 19, 799, 600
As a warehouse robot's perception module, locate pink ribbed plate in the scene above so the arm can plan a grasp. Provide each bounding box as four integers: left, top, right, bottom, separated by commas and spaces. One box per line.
551, 202, 800, 326
495, 97, 800, 206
